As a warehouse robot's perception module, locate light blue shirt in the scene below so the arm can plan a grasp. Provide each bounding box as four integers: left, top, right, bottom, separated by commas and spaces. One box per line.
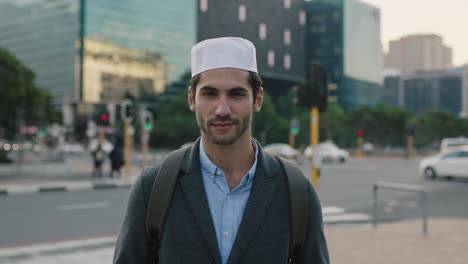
199, 139, 259, 264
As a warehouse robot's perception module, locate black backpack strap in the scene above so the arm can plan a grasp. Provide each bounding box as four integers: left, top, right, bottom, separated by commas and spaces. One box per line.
146, 147, 187, 242
276, 156, 310, 263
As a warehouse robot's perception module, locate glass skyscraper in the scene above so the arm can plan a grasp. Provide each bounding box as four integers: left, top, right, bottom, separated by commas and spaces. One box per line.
0, 0, 196, 103
305, 0, 383, 111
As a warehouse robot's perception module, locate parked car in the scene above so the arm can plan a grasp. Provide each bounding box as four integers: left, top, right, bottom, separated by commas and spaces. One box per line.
304, 142, 349, 163
440, 137, 468, 152
263, 143, 300, 160
419, 147, 468, 179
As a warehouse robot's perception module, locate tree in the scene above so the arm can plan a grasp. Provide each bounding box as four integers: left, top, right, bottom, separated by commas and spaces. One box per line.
253, 91, 289, 145
150, 91, 199, 147
413, 110, 468, 148
0, 48, 61, 139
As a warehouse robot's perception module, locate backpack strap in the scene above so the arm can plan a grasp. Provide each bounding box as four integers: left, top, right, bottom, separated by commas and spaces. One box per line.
275, 156, 310, 263
146, 147, 187, 242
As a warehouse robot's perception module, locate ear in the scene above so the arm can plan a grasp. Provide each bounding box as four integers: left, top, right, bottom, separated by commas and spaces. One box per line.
254, 86, 263, 112
188, 86, 195, 112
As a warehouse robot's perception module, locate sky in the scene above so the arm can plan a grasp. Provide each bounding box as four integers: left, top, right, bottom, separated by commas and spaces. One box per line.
362, 0, 468, 66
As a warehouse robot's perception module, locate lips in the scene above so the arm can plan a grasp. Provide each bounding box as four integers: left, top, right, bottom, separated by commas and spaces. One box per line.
212, 122, 234, 130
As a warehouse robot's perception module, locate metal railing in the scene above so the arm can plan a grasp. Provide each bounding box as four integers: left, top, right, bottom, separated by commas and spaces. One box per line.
373, 181, 428, 235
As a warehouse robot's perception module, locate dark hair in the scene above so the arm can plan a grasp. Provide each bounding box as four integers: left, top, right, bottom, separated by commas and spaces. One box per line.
189, 71, 263, 103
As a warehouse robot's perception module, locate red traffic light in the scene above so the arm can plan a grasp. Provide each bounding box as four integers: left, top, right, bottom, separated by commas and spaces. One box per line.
100, 114, 109, 123
357, 130, 364, 137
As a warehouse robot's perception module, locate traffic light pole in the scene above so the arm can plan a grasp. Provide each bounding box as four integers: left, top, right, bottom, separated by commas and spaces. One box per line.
141, 130, 149, 168
310, 107, 319, 189
407, 135, 414, 159
98, 125, 105, 145
357, 136, 363, 157
289, 131, 295, 152
124, 121, 131, 181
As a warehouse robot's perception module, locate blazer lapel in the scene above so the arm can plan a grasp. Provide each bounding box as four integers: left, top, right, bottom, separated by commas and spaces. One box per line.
227, 149, 280, 264
178, 139, 221, 264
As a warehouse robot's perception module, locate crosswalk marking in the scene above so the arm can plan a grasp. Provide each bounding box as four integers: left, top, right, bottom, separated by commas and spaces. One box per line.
322, 206, 371, 224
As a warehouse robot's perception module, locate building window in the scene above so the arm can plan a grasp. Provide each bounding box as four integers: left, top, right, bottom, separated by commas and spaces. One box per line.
284, 0, 291, 9
299, 10, 306, 25
238, 5, 246, 22
200, 0, 208, 12
284, 54, 291, 70
259, 23, 267, 40
268, 50, 275, 67
284, 29, 291, 45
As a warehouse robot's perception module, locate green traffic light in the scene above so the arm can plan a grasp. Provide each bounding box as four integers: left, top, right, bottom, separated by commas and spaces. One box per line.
144, 123, 152, 131
292, 127, 299, 135
37, 130, 46, 138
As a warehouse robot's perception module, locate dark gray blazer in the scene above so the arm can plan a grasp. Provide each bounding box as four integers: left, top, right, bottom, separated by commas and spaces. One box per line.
113, 139, 329, 264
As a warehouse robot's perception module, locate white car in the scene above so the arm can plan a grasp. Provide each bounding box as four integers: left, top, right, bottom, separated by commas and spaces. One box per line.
440, 137, 468, 152
263, 143, 300, 160
305, 142, 349, 163
419, 147, 468, 179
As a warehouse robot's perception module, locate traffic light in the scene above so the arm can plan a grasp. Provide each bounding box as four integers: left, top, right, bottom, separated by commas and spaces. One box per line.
297, 64, 328, 112
37, 129, 46, 138
100, 113, 109, 124
140, 110, 154, 132
98, 111, 110, 126
291, 119, 300, 135
357, 129, 364, 137
120, 99, 134, 122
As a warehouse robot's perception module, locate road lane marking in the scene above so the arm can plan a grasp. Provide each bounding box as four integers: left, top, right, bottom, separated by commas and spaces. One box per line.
56, 202, 110, 211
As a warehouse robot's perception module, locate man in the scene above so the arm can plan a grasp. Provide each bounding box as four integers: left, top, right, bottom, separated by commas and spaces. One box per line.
113, 37, 329, 264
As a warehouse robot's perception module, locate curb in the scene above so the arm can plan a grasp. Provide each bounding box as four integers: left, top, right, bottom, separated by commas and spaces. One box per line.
0, 181, 133, 196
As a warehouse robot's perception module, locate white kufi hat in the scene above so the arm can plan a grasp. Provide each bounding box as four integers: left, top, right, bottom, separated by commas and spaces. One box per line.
191, 37, 258, 77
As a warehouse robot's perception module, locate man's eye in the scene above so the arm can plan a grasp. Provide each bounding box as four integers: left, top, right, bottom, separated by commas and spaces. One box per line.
202, 91, 216, 96
231, 91, 246, 97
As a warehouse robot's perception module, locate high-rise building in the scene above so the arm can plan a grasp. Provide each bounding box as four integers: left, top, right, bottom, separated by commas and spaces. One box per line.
382, 69, 402, 106
383, 68, 465, 116
0, 0, 196, 103
197, 0, 306, 96
384, 34, 453, 73
462, 65, 468, 118
305, 0, 383, 111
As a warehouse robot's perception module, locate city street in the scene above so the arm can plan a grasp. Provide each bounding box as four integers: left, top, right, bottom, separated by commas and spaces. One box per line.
1, 155, 468, 248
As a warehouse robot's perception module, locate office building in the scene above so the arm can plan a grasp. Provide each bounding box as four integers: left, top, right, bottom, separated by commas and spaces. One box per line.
0, 0, 196, 103
383, 67, 465, 116
197, 0, 306, 96
305, 0, 383, 111
385, 34, 453, 73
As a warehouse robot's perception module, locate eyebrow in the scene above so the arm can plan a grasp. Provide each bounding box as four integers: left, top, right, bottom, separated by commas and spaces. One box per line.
198, 86, 249, 93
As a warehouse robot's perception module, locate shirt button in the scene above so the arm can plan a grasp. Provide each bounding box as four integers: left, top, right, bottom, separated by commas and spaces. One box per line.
226, 196, 231, 200
216, 171, 222, 175
224, 231, 229, 236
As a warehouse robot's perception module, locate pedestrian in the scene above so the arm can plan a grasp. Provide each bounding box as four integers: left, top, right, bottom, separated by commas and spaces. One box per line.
109, 136, 124, 179
92, 143, 105, 177
113, 37, 329, 264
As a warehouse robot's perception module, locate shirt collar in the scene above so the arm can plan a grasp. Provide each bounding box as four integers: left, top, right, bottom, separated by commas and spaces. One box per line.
199, 138, 259, 185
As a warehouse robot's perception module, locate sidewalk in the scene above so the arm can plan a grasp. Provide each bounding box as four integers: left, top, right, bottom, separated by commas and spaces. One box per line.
1, 218, 466, 263
326, 218, 468, 264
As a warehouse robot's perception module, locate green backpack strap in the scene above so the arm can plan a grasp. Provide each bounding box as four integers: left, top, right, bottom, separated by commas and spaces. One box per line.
276, 156, 310, 263
146, 147, 187, 242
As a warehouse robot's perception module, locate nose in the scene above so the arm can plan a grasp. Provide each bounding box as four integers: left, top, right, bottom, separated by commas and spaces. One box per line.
214, 97, 231, 117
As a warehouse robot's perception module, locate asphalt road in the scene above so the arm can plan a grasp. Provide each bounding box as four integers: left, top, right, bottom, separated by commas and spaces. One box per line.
1, 157, 467, 246
0, 188, 129, 246
312, 157, 468, 221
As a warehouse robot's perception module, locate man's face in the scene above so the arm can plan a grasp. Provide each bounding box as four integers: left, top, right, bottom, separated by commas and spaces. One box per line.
188, 68, 263, 145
